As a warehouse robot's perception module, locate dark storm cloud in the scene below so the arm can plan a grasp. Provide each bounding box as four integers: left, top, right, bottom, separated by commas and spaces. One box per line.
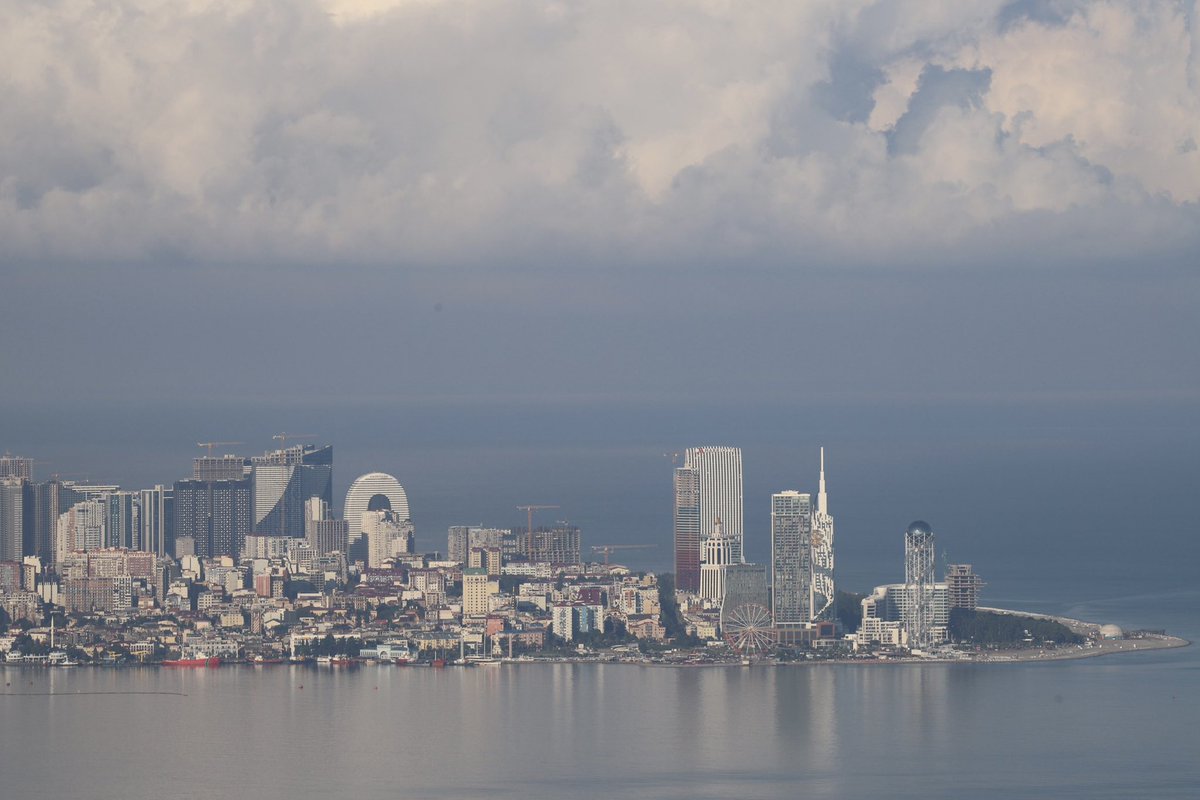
0, 0, 1197, 411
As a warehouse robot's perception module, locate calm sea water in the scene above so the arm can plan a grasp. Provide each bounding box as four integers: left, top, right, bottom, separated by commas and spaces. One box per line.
3, 589, 1197, 800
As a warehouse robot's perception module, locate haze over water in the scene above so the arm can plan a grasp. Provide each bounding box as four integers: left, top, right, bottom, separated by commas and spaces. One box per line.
4, 586, 1197, 800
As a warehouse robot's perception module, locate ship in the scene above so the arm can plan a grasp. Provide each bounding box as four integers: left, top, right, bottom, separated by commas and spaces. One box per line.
163, 656, 222, 668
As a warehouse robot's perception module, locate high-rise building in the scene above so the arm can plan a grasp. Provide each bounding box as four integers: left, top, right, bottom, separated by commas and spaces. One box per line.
0, 454, 33, 481
810, 448, 835, 622
305, 498, 348, 555
771, 490, 812, 627
447, 526, 507, 563
105, 491, 139, 550
56, 499, 107, 561
0, 477, 26, 562
946, 564, 983, 611
462, 567, 491, 616
361, 509, 414, 568
33, 481, 81, 565
522, 525, 581, 565
904, 520, 937, 650
193, 455, 246, 482
173, 478, 253, 559
678, 447, 744, 584
139, 486, 173, 557
251, 444, 333, 537
700, 518, 734, 607
673, 466, 701, 592
447, 526, 469, 563
343, 472, 410, 558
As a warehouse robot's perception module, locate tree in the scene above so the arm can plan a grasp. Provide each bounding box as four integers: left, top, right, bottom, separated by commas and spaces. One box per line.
835, 590, 865, 634
656, 573, 689, 640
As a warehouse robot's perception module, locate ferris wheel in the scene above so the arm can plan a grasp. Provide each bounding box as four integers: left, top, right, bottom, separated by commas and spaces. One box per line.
722, 603, 775, 657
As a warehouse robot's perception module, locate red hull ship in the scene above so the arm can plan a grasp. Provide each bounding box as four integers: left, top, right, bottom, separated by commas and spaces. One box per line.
163, 657, 222, 667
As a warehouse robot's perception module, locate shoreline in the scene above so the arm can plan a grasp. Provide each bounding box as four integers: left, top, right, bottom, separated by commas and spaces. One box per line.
3, 608, 1189, 671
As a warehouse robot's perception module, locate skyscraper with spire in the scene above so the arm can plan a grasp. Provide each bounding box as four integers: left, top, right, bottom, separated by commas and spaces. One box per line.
810, 447, 835, 622
770, 447, 836, 627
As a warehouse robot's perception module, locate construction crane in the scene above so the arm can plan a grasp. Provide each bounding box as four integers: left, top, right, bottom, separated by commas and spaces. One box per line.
272, 432, 316, 449
196, 441, 244, 456
516, 505, 559, 537
590, 543, 657, 567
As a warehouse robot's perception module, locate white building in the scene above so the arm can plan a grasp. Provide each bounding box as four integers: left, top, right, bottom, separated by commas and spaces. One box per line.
343, 473, 410, 553
771, 491, 812, 626
700, 518, 734, 608
858, 583, 951, 647
463, 568, 492, 617
57, 499, 106, 563
683, 447, 745, 564
362, 510, 414, 568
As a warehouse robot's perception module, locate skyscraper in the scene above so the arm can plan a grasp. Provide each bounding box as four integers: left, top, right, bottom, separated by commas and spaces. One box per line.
771, 490, 812, 626
684, 447, 744, 563
56, 499, 106, 560
343, 472, 410, 558
174, 477, 253, 559
522, 525, 581, 564
251, 444, 333, 537
139, 486, 173, 557
672, 465, 701, 592
193, 455, 246, 482
362, 509, 414, 568
33, 480, 81, 565
810, 447, 835, 622
106, 491, 138, 550
904, 520, 937, 650
0, 454, 33, 481
675, 446, 743, 592
0, 477, 26, 562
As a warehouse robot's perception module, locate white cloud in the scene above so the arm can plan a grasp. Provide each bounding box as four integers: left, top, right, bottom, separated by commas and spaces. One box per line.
0, 0, 1197, 269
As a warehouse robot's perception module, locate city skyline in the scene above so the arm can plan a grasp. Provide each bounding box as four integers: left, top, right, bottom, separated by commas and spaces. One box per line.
2, 3, 1198, 798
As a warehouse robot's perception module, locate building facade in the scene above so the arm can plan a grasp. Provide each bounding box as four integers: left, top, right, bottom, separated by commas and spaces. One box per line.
0, 477, 27, 562
343, 472, 410, 557
683, 447, 744, 564
521, 526, 580, 565
672, 466, 701, 592
251, 444, 333, 537
771, 491, 812, 627
700, 519, 734, 607
173, 478, 253, 559
361, 509, 415, 568
138, 486, 173, 557
903, 520, 938, 649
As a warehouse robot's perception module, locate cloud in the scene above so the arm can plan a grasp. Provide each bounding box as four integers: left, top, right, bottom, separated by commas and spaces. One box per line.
1, 0, 1198, 271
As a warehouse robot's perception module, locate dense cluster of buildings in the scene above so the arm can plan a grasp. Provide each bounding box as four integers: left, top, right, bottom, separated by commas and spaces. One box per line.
0, 443, 984, 664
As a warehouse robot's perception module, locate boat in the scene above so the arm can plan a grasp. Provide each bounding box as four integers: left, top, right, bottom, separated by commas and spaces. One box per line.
163, 657, 222, 668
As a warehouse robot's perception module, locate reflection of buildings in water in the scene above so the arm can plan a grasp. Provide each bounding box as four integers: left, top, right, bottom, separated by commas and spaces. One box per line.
770, 667, 839, 769
850, 665, 952, 751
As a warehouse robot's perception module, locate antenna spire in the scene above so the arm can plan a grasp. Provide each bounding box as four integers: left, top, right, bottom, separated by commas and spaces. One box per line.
817, 446, 828, 516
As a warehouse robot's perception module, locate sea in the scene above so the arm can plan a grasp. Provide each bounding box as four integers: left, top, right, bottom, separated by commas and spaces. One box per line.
2, 585, 1197, 800
2, 401, 1198, 797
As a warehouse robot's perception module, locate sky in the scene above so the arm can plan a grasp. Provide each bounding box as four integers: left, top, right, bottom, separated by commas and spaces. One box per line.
2, 1, 1198, 594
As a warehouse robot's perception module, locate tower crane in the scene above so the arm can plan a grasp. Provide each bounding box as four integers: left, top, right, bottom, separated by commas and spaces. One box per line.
590, 543, 657, 567
196, 441, 244, 456
272, 433, 316, 449
516, 505, 559, 537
